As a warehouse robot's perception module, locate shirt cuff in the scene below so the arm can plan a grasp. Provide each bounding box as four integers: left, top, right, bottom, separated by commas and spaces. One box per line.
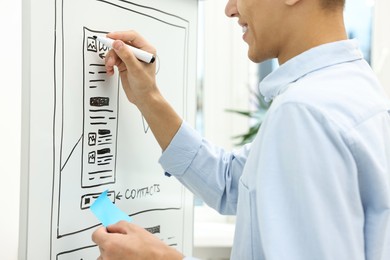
158, 121, 202, 177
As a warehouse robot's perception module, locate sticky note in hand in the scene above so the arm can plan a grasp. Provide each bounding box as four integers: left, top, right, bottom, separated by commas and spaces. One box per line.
90, 190, 132, 227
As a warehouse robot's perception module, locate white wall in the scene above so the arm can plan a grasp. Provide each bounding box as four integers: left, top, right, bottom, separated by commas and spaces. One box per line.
372, 0, 390, 95
201, 0, 255, 150
0, 0, 22, 259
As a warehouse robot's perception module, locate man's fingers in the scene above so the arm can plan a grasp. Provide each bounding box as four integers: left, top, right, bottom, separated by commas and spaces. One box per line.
107, 30, 145, 47
112, 40, 141, 71
106, 220, 131, 234
105, 49, 124, 75
105, 50, 118, 67
92, 226, 108, 245
107, 30, 156, 54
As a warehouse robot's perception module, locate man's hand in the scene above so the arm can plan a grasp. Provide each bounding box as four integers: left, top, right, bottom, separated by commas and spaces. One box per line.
102, 30, 182, 151
92, 221, 184, 260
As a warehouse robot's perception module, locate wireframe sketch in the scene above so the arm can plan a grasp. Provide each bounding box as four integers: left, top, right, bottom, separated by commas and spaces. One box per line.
52, 0, 193, 258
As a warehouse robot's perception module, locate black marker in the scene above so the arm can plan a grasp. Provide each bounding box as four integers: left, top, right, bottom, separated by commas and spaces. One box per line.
94, 36, 155, 64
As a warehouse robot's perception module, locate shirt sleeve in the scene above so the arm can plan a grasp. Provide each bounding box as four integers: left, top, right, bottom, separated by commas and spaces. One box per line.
159, 121, 250, 215
347, 109, 390, 260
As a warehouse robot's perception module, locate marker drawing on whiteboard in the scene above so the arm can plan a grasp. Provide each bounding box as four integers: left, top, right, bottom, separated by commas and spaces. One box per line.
90, 190, 132, 227
94, 36, 156, 64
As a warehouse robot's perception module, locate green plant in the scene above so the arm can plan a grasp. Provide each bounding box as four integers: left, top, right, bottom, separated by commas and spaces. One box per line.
226, 90, 271, 146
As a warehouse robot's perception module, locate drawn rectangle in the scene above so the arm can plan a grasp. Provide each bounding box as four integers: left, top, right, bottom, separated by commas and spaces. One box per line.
82, 27, 119, 188
81, 191, 115, 209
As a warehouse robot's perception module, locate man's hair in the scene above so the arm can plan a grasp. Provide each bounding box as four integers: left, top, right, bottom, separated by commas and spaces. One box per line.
320, 0, 345, 10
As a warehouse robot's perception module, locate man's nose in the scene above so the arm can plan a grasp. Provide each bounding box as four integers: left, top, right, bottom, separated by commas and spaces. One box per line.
225, 0, 238, 18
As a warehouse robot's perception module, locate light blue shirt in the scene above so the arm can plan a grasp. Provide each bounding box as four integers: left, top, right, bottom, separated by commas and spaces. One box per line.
160, 40, 390, 260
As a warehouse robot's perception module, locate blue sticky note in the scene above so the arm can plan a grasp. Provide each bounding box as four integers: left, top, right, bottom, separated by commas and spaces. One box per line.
90, 190, 132, 227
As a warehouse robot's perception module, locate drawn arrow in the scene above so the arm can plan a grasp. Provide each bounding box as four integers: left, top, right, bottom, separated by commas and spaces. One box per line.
99, 53, 106, 59
116, 192, 123, 200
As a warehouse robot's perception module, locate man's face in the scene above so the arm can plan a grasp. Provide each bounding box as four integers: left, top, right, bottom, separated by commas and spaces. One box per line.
225, 0, 287, 63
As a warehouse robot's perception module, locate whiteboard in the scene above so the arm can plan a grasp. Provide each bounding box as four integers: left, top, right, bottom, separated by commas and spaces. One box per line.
20, 0, 198, 259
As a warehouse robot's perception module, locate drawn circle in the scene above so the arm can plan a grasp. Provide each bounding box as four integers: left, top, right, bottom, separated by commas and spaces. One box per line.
155, 55, 160, 75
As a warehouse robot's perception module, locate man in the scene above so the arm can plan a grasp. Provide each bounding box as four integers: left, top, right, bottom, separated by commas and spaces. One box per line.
92, 0, 390, 259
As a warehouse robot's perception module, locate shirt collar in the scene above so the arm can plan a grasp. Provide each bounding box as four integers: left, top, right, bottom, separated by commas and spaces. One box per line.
259, 39, 364, 102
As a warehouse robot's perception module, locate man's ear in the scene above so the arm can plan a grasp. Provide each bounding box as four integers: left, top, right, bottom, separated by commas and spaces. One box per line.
285, 0, 301, 6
